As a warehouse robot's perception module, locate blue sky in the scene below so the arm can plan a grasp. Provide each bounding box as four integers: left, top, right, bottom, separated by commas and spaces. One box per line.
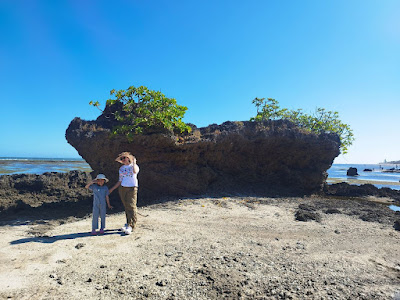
0, 0, 399, 163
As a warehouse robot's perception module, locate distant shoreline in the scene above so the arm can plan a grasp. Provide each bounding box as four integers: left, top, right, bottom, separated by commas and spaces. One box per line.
0, 159, 91, 176
0, 157, 84, 162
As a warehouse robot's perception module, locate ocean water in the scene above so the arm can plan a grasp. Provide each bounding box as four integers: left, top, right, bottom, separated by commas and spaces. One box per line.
0, 157, 92, 175
327, 164, 400, 190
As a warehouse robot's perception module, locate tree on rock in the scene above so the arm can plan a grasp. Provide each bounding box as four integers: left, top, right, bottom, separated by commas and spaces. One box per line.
90, 85, 191, 139
250, 97, 354, 154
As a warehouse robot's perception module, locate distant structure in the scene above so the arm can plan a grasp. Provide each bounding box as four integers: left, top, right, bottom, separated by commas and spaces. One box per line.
381, 159, 400, 164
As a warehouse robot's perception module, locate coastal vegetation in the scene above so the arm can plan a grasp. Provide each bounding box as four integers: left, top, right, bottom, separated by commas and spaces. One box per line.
250, 97, 354, 154
89, 86, 353, 154
90, 85, 191, 139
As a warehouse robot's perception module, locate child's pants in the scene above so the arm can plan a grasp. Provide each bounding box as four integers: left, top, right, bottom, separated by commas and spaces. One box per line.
92, 199, 106, 230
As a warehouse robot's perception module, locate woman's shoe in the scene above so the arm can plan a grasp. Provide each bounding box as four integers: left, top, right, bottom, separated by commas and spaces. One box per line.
124, 226, 132, 235
119, 224, 128, 231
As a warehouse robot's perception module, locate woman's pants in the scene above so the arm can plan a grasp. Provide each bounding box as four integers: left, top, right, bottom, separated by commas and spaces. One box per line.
118, 186, 138, 228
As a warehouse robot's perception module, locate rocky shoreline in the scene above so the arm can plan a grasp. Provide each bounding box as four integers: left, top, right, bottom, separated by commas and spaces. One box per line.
1, 170, 400, 226
0, 171, 93, 223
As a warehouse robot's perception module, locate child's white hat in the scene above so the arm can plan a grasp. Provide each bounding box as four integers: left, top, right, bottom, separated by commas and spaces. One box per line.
94, 174, 109, 183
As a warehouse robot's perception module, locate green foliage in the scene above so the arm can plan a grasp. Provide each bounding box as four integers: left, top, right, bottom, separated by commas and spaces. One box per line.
90, 85, 191, 138
250, 97, 354, 154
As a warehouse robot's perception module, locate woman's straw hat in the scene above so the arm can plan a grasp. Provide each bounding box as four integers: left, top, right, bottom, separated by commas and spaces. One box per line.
94, 174, 109, 183
115, 152, 135, 164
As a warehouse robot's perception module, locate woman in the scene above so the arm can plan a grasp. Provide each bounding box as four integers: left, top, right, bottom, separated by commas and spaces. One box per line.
109, 152, 139, 235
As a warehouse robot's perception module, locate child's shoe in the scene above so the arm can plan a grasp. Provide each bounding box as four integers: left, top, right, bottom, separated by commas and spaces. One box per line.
99, 229, 105, 235
91, 230, 97, 235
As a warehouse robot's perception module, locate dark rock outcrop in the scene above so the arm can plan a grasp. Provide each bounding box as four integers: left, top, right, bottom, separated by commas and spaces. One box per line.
294, 197, 399, 226
295, 204, 322, 222
346, 167, 358, 176
324, 182, 400, 202
394, 219, 400, 231
0, 171, 93, 222
65, 114, 341, 204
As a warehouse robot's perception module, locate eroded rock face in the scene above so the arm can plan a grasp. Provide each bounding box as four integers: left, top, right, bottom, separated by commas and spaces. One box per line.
66, 117, 340, 204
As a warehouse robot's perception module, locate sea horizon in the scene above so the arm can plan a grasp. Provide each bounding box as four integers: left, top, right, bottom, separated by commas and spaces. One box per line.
0, 157, 85, 161
0, 157, 91, 175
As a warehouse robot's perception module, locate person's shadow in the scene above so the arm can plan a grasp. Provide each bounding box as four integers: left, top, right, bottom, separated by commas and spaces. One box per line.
10, 229, 124, 245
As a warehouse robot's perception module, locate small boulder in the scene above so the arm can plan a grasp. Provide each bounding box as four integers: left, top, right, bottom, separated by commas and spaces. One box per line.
295, 210, 321, 222
325, 208, 342, 214
347, 167, 359, 176
394, 220, 400, 231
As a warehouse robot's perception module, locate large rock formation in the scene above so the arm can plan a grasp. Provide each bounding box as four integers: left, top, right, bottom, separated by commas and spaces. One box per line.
66, 110, 340, 205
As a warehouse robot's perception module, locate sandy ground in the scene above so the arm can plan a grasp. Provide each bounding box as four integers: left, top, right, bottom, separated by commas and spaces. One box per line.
1, 197, 400, 300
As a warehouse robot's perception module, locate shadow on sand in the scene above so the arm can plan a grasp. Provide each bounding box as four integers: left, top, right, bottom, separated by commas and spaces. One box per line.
10, 228, 125, 245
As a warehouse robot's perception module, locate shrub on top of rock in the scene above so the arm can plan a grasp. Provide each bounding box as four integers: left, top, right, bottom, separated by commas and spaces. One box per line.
89, 85, 192, 139
250, 97, 354, 154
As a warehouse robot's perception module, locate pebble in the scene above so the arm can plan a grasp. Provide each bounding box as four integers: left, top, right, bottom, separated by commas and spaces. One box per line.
156, 280, 168, 287
75, 243, 85, 249
56, 259, 66, 264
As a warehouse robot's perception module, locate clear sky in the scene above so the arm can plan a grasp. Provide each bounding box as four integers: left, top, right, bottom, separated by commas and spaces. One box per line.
0, 0, 399, 163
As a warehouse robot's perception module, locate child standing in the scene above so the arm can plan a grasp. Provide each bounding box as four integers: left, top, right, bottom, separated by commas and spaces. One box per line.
85, 174, 112, 235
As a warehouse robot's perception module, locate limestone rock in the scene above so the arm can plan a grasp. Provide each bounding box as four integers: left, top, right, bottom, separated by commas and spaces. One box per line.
65, 116, 340, 205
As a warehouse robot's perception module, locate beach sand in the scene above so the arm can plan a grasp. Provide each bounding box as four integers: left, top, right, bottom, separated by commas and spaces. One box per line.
1, 196, 399, 299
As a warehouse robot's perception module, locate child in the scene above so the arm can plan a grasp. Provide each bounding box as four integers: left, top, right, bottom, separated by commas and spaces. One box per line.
85, 174, 112, 235
109, 152, 139, 235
